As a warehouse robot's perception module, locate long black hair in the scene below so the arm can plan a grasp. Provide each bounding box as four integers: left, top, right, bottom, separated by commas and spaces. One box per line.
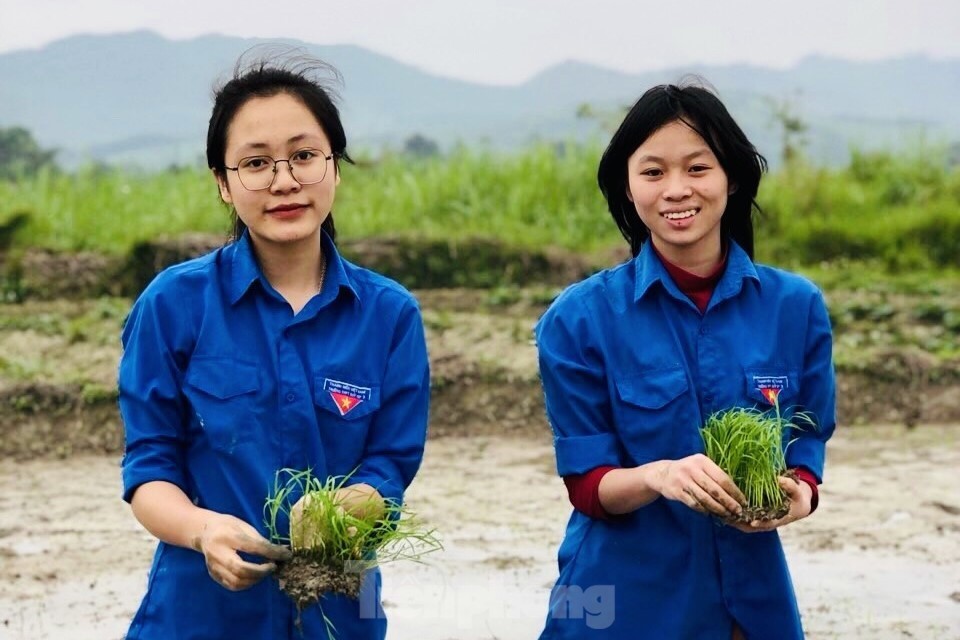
597, 81, 767, 258
207, 51, 354, 242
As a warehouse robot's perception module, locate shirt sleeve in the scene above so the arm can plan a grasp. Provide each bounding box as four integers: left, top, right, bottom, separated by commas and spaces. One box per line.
563, 466, 619, 519
785, 290, 836, 482
119, 280, 192, 503
347, 299, 429, 507
536, 297, 621, 476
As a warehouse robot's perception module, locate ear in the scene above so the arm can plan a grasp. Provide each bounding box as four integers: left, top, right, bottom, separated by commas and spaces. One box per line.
625, 185, 634, 203
728, 183, 738, 196
214, 170, 233, 204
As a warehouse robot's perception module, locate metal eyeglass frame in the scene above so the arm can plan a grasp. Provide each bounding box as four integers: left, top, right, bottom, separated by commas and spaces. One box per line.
224, 149, 335, 191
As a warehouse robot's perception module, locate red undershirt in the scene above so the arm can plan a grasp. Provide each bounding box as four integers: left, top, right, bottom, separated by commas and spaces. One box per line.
562, 245, 820, 519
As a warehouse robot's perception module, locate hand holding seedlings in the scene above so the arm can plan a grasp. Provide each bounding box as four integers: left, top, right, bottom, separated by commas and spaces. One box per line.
653, 454, 746, 518
332, 483, 386, 521
289, 484, 383, 549
701, 406, 818, 525
265, 469, 441, 631
193, 512, 293, 591
725, 475, 814, 533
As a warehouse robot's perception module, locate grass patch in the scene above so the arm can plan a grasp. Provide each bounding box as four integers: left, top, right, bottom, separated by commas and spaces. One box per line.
3, 145, 957, 272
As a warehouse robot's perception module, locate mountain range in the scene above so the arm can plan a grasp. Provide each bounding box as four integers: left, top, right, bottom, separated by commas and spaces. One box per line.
2, 30, 958, 168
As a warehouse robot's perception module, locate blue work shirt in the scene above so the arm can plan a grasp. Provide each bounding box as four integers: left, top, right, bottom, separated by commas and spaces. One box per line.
119, 231, 429, 640
535, 241, 836, 639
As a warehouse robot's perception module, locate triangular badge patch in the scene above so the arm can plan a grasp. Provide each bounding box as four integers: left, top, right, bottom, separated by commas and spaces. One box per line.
330, 391, 363, 416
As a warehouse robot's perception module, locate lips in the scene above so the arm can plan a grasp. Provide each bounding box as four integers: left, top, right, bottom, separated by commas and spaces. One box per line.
267, 203, 308, 214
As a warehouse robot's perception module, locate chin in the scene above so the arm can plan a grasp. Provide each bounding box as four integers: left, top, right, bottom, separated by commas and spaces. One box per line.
256, 225, 320, 245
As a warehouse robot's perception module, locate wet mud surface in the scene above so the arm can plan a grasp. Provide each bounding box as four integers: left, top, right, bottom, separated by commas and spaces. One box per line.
1, 425, 958, 640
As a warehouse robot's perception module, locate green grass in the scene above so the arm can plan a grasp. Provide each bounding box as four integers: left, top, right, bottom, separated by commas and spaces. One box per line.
1, 144, 958, 273
0, 167, 228, 253
336, 146, 605, 251
755, 148, 960, 270
0, 146, 608, 255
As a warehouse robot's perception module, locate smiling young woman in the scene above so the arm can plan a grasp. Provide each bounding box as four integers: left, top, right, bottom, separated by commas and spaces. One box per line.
118, 56, 430, 640
535, 82, 836, 639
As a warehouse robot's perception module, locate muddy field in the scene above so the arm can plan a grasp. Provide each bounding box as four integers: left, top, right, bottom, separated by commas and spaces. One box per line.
0, 281, 958, 639
1, 425, 958, 640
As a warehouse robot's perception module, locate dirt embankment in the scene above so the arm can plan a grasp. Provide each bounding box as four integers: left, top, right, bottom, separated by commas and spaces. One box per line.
0, 237, 958, 459
0, 292, 957, 459
3, 234, 600, 301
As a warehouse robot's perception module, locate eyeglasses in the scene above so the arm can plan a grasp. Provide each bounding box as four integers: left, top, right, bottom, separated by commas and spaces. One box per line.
224, 148, 335, 191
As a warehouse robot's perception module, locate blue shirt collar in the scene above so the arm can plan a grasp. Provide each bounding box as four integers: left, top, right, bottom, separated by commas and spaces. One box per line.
226, 230, 360, 306
633, 239, 760, 305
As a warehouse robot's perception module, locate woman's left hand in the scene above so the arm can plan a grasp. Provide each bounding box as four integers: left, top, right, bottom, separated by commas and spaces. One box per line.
289, 483, 386, 550
728, 475, 813, 533
335, 484, 385, 522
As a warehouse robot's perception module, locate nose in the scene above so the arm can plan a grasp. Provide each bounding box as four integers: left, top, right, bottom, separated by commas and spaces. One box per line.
662, 173, 693, 200
269, 159, 301, 192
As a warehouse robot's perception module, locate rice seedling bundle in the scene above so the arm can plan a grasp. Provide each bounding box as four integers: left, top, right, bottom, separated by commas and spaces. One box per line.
700, 399, 797, 522
263, 469, 441, 636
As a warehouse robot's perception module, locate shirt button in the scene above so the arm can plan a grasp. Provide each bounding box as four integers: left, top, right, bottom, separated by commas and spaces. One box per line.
286, 393, 296, 402
704, 395, 714, 404
699, 326, 708, 335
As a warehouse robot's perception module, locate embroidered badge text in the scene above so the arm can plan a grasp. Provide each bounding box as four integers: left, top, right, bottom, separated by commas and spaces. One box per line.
323, 378, 371, 416
753, 375, 788, 405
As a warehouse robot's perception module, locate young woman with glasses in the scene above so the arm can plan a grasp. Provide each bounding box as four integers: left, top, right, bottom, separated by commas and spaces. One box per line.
118, 56, 429, 639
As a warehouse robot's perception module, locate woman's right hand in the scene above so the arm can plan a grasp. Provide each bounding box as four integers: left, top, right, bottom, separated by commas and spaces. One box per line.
192, 513, 292, 591
653, 454, 746, 518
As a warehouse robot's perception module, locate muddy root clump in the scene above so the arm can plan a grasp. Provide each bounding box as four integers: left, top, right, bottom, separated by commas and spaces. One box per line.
724, 469, 797, 524
726, 502, 790, 524
275, 554, 363, 611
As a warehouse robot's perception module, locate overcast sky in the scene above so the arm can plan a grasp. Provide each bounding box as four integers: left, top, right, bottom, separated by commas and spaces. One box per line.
2, 1, 958, 85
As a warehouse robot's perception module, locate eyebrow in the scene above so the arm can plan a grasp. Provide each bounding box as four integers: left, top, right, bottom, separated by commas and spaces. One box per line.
635, 148, 712, 164
236, 134, 320, 153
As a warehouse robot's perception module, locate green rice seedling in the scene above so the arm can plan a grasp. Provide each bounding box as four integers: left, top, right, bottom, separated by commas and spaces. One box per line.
700, 396, 811, 523
263, 468, 441, 638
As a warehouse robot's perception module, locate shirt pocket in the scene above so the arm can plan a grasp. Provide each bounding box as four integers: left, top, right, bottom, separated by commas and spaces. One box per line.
313, 374, 382, 472
313, 375, 382, 421
743, 367, 800, 408
184, 357, 260, 452
613, 366, 691, 462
